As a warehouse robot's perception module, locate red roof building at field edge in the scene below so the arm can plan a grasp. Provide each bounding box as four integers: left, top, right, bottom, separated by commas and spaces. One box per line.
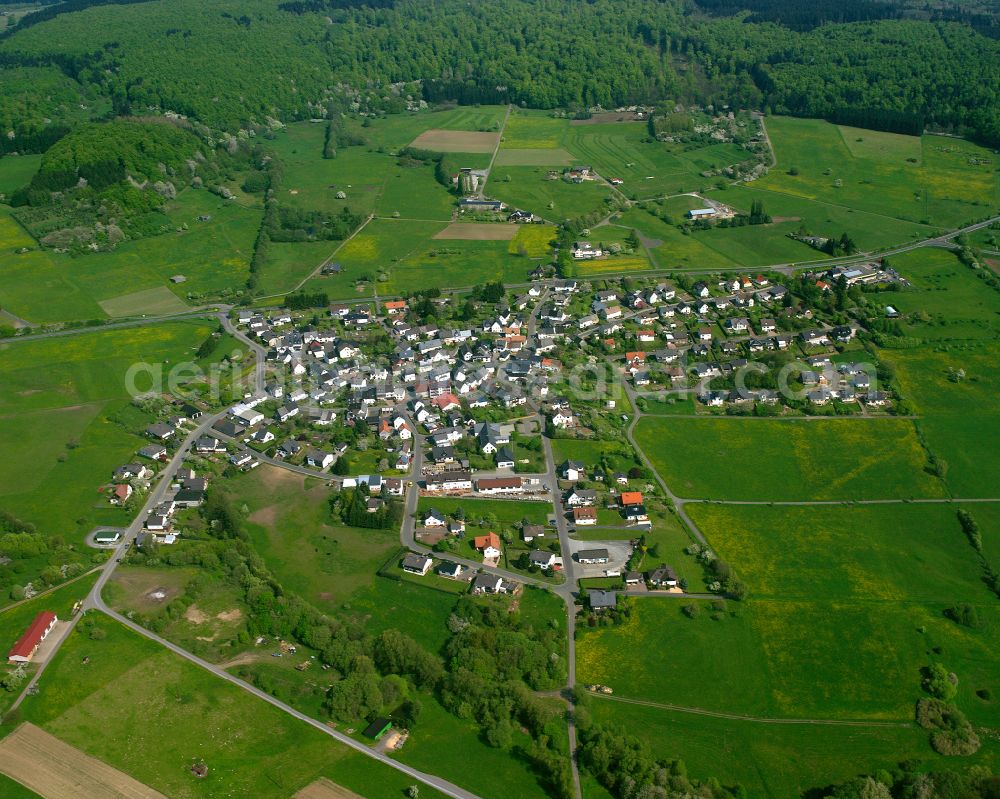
8, 611, 58, 663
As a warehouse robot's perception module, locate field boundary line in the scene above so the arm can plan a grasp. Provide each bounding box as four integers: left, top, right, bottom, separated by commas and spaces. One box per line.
0, 565, 102, 616
589, 692, 912, 727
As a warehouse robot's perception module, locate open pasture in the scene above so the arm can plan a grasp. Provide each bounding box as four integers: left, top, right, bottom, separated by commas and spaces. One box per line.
688, 503, 992, 603
434, 223, 518, 241
19, 616, 451, 799
0, 723, 166, 799
584, 698, 974, 799
224, 466, 399, 611
508, 224, 555, 257
883, 248, 1000, 341
633, 416, 945, 501
489, 166, 613, 221
362, 106, 506, 152
0, 189, 257, 323
885, 344, 1000, 498
615, 207, 742, 269
0, 320, 213, 536
756, 116, 998, 229
410, 129, 499, 153
576, 596, 1000, 724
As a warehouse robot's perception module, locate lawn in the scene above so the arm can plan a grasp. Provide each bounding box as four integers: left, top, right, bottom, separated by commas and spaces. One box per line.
17, 615, 452, 799
342, 576, 460, 654
688, 503, 993, 603
633, 416, 945, 501
582, 698, 998, 799
223, 466, 400, 612
576, 596, 1000, 724
755, 116, 998, 230
0, 319, 216, 537
885, 344, 1000, 498
416, 496, 550, 526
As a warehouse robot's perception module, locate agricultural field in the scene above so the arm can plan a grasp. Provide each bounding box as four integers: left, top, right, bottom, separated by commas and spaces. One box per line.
582, 698, 993, 799
879, 248, 1000, 341
332, 217, 536, 295
634, 416, 945, 501
755, 116, 999, 229
576, 595, 1000, 724
256, 239, 336, 297
0, 189, 258, 323
687, 503, 993, 604
409, 129, 498, 153
489, 166, 614, 222
361, 106, 507, 152
434, 223, 518, 241
0, 319, 217, 538
614, 207, 742, 270
508, 224, 556, 258
15, 615, 452, 799
885, 343, 1000, 498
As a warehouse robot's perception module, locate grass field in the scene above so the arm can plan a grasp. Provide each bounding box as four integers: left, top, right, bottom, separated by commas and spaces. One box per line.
885, 344, 1000, 498
0, 773, 41, 799
0, 320, 214, 537
615, 208, 742, 270
0, 723, 166, 799
0, 190, 258, 323
576, 596, 1000, 724
755, 117, 998, 229
0, 155, 41, 196
334, 218, 536, 294
883, 248, 1000, 341
17, 615, 452, 799
416, 496, 550, 526
687, 503, 993, 603
634, 416, 945, 501
508, 224, 556, 257
490, 166, 613, 222
395, 695, 556, 799
223, 466, 400, 612
583, 698, 997, 799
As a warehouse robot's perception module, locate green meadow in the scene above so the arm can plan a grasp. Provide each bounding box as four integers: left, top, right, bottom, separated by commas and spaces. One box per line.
331, 218, 535, 295
576, 596, 1000, 724
583, 698, 997, 799
16, 615, 452, 799
883, 248, 1000, 341
0, 189, 258, 323
0, 320, 215, 536
755, 116, 998, 229
0, 154, 41, 196
688, 503, 992, 603
886, 344, 1000, 498
489, 166, 614, 221
223, 466, 400, 611
634, 416, 945, 501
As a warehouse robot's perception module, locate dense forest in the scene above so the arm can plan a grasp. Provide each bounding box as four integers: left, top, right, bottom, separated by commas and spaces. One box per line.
0, 0, 998, 146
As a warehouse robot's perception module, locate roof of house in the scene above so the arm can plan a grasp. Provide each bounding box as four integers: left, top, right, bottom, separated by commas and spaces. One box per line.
577, 547, 609, 560
620, 491, 644, 506
476, 477, 522, 490
589, 589, 617, 609
473, 532, 501, 550
362, 718, 392, 739
402, 553, 431, 572
8, 611, 56, 660
573, 507, 597, 519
